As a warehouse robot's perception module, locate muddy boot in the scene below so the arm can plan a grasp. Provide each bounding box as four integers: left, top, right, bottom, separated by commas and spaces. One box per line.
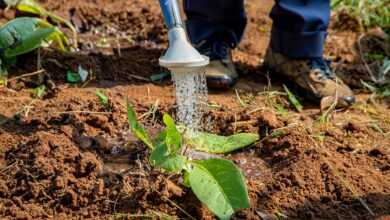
264, 47, 356, 108
196, 40, 238, 89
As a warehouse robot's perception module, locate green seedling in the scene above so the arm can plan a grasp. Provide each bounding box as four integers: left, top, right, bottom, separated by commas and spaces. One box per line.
31, 85, 45, 99
371, 123, 384, 134
5, 0, 78, 47
0, 17, 69, 75
283, 85, 303, 112
127, 102, 259, 219
270, 130, 286, 138
96, 90, 110, 109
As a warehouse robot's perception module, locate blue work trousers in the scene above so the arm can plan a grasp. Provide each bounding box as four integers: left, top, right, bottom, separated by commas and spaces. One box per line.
184, 0, 330, 58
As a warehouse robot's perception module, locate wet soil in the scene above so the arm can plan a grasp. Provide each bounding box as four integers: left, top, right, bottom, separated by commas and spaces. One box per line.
0, 0, 389, 219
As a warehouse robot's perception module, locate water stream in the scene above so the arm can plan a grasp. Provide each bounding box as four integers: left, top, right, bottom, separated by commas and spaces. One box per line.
171, 69, 208, 131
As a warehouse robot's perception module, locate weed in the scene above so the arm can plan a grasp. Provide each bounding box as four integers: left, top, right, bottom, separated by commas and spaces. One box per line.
127, 102, 259, 219
0, 17, 69, 76
139, 99, 160, 123
331, 0, 390, 32
96, 90, 110, 110
318, 96, 338, 123
283, 85, 303, 112
235, 89, 248, 107
31, 85, 46, 99
361, 80, 390, 99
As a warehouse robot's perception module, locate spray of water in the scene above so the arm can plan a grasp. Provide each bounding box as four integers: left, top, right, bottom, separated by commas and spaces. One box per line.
171, 68, 208, 131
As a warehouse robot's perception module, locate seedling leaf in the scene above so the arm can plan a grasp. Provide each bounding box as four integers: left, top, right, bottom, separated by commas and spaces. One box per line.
127, 101, 154, 149
8, 0, 77, 48
96, 90, 109, 107
16, 0, 45, 14
66, 70, 81, 83
283, 85, 303, 112
186, 132, 259, 154
0, 17, 67, 58
188, 158, 250, 220
163, 114, 182, 154
5, 27, 55, 58
150, 136, 186, 173
32, 85, 45, 99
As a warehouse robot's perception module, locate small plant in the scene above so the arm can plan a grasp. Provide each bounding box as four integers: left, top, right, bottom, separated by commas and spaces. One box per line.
31, 85, 45, 99
283, 85, 303, 112
5, 0, 77, 47
96, 89, 110, 110
331, 0, 389, 33
0, 17, 69, 76
127, 102, 259, 219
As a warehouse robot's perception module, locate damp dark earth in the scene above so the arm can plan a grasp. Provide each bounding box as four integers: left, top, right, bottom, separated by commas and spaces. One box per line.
0, 0, 389, 219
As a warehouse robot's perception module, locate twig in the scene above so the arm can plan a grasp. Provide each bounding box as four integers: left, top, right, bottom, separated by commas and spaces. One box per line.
8, 69, 45, 82
128, 74, 150, 82
232, 120, 257, 127
357, 34, 378, 83
247, 107, 270, 114
52, 111, 112, 115
163, 196, 196, 220
0, 162, 17, 174
235, 89, 247, 107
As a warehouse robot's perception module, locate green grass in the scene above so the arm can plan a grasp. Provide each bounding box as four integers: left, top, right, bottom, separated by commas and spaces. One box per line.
331, 0, 389, 32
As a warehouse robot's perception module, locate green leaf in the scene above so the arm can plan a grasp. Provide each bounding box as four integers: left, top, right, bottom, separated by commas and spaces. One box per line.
127, 101, 154, 149
186, 132, 259, 154
283, 85, 303, 112
4, 27, 55, 58
183, 171, 191, 187
16, 0, 77, 38
66, 70, 81, 83
0, 17, 39, 53
0, 17, 67, 58
150, 72, 170, 82
32, 85, 45, 99
96, 90, 109, 107
188, 159, 250, 219
163, 114, 182, 154
150, 137, 186, 173
360, 80, 377, 93
16, 0, 46, 15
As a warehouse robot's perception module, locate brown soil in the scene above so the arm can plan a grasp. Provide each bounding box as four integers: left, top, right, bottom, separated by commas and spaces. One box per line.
0, 0, 389, 219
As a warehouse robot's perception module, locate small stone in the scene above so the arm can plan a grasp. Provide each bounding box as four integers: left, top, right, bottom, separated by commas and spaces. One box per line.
77, 136, 93, 149
258, 111, 283, 129
94, 135, 110, 152
166, 180, 183, 197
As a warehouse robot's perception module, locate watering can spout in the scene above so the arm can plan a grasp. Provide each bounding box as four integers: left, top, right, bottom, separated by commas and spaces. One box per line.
158, 0, 209, 69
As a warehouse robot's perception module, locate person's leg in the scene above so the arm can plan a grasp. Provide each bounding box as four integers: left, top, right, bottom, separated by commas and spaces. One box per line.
270, 0, 330, 58
265, 0, 355, 106
183, 0, 247, 89
184, 0, 246, 46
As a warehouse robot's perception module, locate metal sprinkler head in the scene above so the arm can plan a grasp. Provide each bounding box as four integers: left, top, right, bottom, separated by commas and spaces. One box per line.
158, 0, 209, 72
